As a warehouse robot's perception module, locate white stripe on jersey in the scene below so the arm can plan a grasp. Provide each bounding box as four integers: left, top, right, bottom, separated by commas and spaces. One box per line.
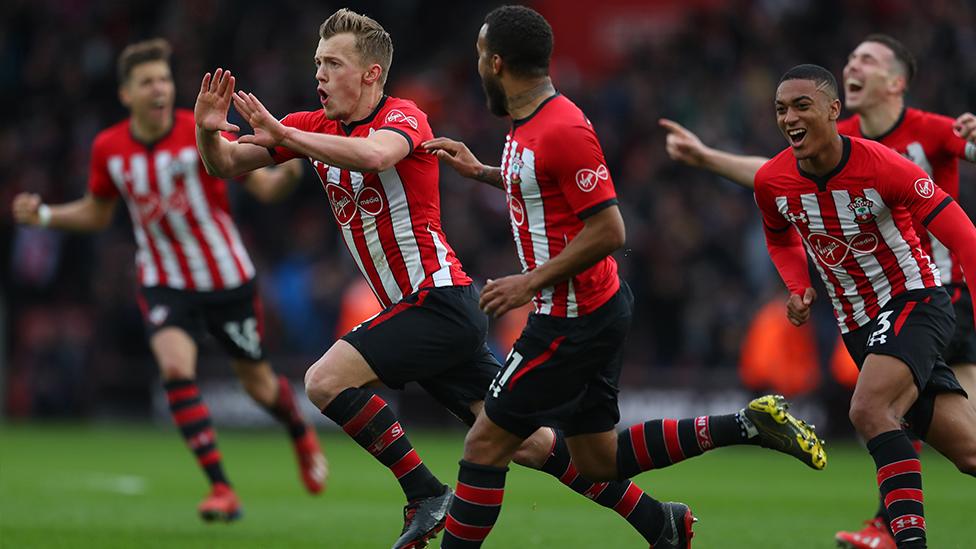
156, 150, 213, 290
323, 166, 382, 301
427, 224, 455, 287
831, 190, 892, 309
503, 137, 528, 274
566, 278, 578, 318
776, 196, 845, 324
377, 167, 427, 289
518, 147, 555, 314
108, 155, 159, 286
801, 192, 866, 323
927, 232, 952, 285
351, 171, 402, 303
132, 153, 185, 288
180, 147, 243, 289
862, 189, 932, 290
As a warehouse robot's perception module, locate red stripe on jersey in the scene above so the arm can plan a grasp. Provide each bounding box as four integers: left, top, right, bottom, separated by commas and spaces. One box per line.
890, 208, 941, 287
816, 193, 881, 321
662, 418, 685, 463
390, 449, 422, 479
613, 482, 643, 517
445, 515, 492, 542
157, 216, 196, 290
211, 211, 249, 289
884, 488, 924, 507
370, 181, 414, 297
456, 482, 505, 506
508, 336, 565, 389
186, 216, 222, 289
629, 424, 654, 471
893, 302, 918, 335
342, 395, 386, 437
344, 180, 394, 306
125, 177, 168, 287
788, 195, 856, 330
857, 209, 909, 298
877, 458, 921, 484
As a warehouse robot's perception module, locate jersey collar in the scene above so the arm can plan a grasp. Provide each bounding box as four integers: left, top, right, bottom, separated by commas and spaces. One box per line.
341, 95, 388, 135
797, 135, 852, 192
512, 92, 561, 129
861, 106, 906, 142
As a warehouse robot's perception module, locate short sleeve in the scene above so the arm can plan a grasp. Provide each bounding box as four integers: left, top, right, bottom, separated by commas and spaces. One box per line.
377, 103, 431, 153
268, 111, 316, 163
878, 150, 953, 226
541, 124, 617, 219
87, 136, 117, 198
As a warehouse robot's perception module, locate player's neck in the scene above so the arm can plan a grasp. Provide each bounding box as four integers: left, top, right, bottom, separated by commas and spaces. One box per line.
506, 78, 555, 120
857, 97, 904, 138
799, 134, 845, 176
343, 87, 385, 126
130, 114, 173, 144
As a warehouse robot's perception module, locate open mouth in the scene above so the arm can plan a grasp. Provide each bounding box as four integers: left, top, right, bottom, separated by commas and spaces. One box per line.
787, 128, 807, 146
845, 78, 864, 95
318, 88, 329, 107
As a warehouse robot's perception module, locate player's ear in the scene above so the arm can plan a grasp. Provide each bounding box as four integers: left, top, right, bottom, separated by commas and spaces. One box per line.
491, 54, 503, 76
887, 74, 907, 95
118, 83, 131, 108
363, 63, 382, 86
828, 98, 841, 121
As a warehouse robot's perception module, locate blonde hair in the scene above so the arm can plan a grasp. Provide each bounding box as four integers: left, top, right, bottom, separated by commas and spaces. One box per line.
319, 8, 393, 84
117, 38, 172, 84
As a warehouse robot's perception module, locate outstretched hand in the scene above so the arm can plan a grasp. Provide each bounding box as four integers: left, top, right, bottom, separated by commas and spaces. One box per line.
194, 68, 241, 133
480, 274, 535, 318
233, 91, 289, 148
422, 137, 485, 179
659, 118, 709, 167
786, 287, 817, 327
954, 112, 976, 143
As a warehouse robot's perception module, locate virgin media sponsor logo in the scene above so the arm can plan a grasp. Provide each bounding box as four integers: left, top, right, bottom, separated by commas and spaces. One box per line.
806, 232, 879, 267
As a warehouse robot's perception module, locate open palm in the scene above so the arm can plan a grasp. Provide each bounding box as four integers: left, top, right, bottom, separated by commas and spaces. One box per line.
194, 68, 240, 133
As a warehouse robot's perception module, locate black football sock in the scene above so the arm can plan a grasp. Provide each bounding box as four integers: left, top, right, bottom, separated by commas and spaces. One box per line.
164, 378, 230, 487
868, 430, 926, 548
616, 414, 747, 478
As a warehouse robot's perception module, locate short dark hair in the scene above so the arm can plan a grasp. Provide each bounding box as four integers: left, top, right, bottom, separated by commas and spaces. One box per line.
117, 38, 172, 84
863, 33, 916, 85
779, 64, 839, 100
484, 5, 553, 78
320, 8, 394, 85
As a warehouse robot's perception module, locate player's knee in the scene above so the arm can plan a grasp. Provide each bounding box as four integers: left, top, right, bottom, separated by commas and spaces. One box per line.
158, 358, 193, 381
304, 361, 343, 408
848, 397, 895, 437
512, 428, 552, 469
954, 453, 976, 476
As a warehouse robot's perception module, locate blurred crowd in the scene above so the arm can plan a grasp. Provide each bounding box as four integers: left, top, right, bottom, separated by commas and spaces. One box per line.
2, 0, 975, 418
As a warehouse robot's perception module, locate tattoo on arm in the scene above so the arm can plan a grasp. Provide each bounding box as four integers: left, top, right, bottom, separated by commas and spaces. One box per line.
476, 166, 504, 189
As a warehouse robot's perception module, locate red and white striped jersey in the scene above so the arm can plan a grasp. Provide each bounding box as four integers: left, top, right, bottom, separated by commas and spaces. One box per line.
500, 94, 620, 318
88, 109, 255, 291
838, 108, 976, 285
270, 96, 470, 308
755, 136, 951, 333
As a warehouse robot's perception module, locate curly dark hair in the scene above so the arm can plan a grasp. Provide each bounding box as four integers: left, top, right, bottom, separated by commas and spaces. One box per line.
484, 5, 553, 78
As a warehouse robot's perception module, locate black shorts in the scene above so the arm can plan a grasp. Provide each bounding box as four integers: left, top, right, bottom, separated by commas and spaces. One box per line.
484, 280, 633, 439
138, 280, 265, 362
341, 284, 500, 426
944, 285, 976, 366
842, 286, 966, 438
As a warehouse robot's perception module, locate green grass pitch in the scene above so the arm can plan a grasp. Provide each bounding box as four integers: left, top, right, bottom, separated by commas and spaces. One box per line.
0, 424, 972, 548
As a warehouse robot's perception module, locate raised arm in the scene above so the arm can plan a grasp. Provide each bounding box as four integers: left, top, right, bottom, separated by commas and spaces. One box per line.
479, 205, 625, 317
950, 112, 976, 162
242, 159, 304, 203
194, 69, 276, 178
231, 91, 408, 173
422, 137, 503, 190
12, 192, 117, 232
659, 118, 768, 189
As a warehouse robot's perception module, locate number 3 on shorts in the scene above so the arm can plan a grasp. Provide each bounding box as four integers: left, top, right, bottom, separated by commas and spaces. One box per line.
490, 350, 524, 398
867, 311, 894, 347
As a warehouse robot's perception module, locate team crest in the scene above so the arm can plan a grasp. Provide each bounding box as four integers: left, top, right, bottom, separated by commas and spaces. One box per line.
847, 196, 876, 224
510, 156, 523, 185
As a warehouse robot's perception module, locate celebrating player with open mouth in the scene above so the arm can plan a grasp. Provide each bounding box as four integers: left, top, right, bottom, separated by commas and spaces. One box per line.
11, 38, 325, 523
753, 64, 976, 549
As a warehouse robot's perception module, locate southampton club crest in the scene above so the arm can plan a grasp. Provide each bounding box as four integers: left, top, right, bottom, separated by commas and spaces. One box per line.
847, 196, 876, 224
510, 155, 523, 185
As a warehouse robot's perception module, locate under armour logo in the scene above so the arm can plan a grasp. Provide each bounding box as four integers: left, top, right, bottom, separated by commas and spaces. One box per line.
787, 210, 808, 224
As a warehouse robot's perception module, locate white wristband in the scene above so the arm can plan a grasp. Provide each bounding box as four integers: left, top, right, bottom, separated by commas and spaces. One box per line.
37, 204, 52, 227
